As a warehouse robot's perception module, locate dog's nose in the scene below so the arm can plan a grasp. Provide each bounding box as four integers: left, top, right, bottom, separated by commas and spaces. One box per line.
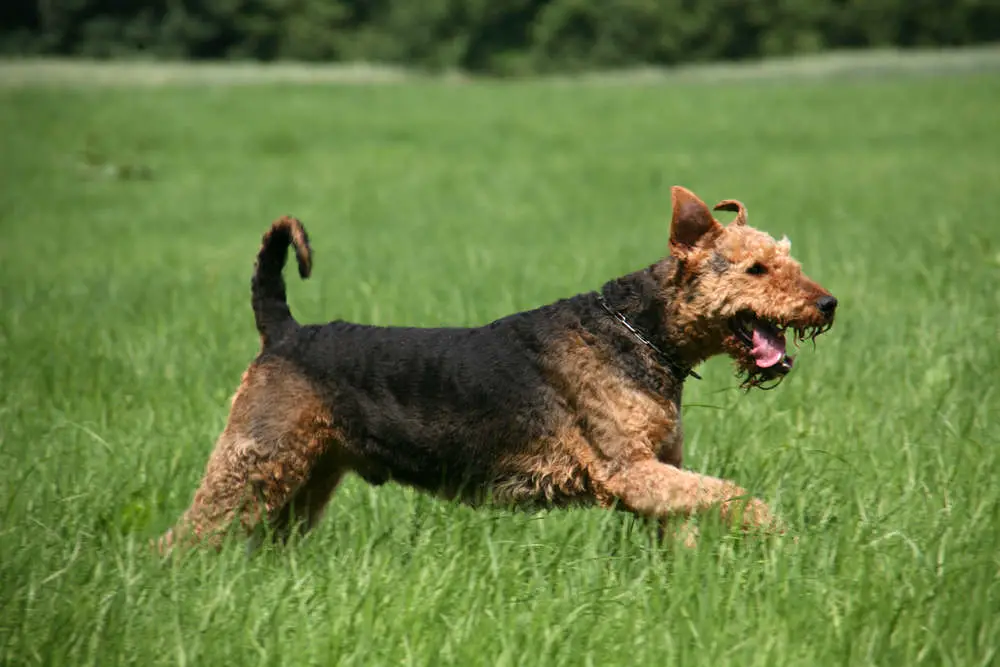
816, 295, 838, 317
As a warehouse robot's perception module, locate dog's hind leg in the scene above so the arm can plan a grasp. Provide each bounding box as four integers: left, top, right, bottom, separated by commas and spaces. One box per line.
267, 450, 346, 546
597, 459, 776, 533
159, 360, 339, 553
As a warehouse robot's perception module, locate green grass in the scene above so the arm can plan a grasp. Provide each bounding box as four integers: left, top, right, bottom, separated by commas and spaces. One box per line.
1, 62, 999, 666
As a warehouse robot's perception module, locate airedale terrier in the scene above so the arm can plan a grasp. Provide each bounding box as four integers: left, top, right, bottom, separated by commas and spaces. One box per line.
159, 186, 836, 552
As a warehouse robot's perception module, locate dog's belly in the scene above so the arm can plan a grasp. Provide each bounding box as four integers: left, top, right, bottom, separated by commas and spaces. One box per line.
315, 350, 570, 503
341, 419, 600, 510
483, 468, 599, 510
355, 455, 600, 511
348, 433, 496, 498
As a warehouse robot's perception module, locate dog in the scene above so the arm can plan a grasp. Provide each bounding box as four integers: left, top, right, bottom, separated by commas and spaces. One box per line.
158, 185, 836, 552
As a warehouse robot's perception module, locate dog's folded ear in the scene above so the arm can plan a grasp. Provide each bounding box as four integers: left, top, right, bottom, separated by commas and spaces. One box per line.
712, 199, 748, 226
669, 186, 722, 253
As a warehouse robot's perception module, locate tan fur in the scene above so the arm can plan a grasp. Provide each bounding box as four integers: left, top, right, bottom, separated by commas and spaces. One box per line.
599, 460, 773, 528
160, 359, 343, 551
489, 429, 603, 508
547, 331, 679, 463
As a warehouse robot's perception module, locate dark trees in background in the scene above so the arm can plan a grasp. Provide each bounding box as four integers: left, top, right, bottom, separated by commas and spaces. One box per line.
2, 0, 998, 74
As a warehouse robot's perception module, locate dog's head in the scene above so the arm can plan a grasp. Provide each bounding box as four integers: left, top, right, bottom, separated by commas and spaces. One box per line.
664, 186, 836, 389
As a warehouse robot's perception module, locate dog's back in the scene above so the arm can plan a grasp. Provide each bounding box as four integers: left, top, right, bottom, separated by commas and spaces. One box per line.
261, 314, 566, 495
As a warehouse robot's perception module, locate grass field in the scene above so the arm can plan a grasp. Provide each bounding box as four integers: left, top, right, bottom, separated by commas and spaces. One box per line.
1, 57, 999, 666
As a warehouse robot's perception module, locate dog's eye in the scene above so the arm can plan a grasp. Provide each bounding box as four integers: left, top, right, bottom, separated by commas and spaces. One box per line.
746, 262, 768, 275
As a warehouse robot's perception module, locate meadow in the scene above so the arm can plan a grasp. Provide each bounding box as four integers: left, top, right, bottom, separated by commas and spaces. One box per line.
1, 56, 998, 666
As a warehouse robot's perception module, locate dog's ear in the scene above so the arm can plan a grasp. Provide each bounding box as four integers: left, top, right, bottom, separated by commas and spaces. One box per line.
712, 199, 747, 226
670, 186, 722, 253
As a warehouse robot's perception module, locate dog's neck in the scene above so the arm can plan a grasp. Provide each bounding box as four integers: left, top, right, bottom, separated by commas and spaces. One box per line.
598, 258, 717, 376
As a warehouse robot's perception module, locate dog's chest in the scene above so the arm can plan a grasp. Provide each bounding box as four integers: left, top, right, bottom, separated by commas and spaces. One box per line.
543, 331, 684, 464
590, 382, 679, 461
654, 411, 683, 467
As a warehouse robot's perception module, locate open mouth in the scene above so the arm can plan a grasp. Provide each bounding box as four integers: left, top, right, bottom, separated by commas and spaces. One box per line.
731, 316, 794, 376
730, 314, 831, 373
728, 312, 833, 389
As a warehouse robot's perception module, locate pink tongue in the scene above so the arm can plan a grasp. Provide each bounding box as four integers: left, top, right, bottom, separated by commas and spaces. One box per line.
751, 326, 786, 368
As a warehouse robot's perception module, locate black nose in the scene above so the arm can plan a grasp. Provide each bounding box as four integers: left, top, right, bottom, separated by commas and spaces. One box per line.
816, 295, 838, 316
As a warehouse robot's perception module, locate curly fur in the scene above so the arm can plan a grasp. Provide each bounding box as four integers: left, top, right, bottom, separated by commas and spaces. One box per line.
158, 186, 837, 553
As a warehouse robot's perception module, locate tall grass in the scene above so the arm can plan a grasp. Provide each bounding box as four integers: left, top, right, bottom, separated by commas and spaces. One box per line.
1, 66, 998, 666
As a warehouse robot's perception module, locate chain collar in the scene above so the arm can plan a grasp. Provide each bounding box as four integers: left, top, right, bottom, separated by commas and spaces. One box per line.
596, 293, 702, 381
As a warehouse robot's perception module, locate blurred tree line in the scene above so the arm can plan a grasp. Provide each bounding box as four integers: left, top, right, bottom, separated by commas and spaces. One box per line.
2, 0, 998, 74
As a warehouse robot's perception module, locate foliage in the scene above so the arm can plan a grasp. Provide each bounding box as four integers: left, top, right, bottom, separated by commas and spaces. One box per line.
2, 0, 999, 73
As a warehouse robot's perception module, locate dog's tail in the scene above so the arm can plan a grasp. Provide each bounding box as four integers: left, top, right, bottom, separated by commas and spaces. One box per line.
251, 215, 312, 349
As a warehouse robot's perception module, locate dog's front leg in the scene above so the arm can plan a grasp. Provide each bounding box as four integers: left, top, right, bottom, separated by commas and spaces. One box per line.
598, 459, 776, 533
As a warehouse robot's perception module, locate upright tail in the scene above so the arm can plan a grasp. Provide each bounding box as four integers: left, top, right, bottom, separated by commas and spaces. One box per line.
251, 215, 312, 348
